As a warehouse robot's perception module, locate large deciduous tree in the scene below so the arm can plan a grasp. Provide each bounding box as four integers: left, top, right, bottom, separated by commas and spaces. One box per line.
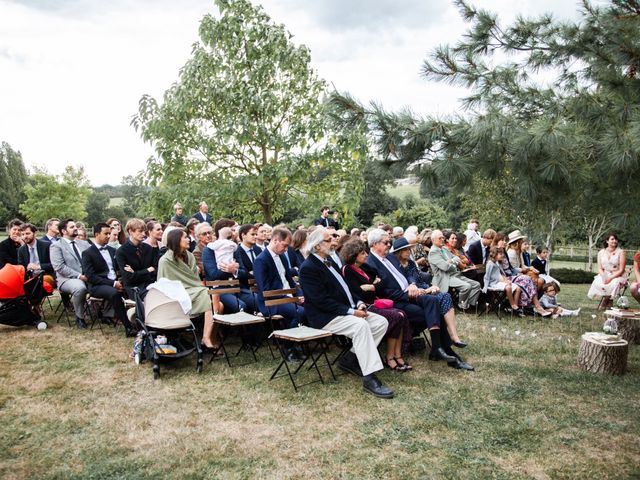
331, 0, 640, 241
0, 142, 29, 224
20, 166, 91, 225
133, 0, 366, 225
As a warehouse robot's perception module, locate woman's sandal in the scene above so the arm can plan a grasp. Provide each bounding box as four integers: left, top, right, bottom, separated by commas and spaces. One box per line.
385, 357, 400, 371
395, 357, 413, 371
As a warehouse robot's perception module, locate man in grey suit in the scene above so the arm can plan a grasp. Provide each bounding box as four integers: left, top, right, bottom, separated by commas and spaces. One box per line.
50, 219, 91, 329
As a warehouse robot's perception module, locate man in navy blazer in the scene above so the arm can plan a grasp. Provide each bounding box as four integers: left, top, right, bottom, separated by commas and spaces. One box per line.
192, 201, 213, 224
17, 223, 55, 278
366, 228, 467, 367
299, 227, 394, 398
81, 223, 136, 336
253, 228, 304, 326
467, 229, 496, 266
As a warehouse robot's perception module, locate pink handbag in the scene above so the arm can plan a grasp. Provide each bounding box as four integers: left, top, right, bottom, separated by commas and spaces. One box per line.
373, 299, 394, 309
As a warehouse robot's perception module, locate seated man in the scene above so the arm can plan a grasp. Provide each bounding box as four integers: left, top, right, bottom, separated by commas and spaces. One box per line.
115, 218, 158, 301
192, 222, 213, 278
366, 229, 473, 370
299, 227, 393, 398
234, 223, 261, 289
253, 227, 304, 361
428, 229, 481, 310
41, 218, 61, 245
17, 223, 55, 288
50, 219, 91, 329
467, 228, 496, 266
0, 219, 24, 269
81, 223, 136, 336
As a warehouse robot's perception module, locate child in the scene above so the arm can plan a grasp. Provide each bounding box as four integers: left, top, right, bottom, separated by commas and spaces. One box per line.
208, 227, 237, 269
540, 282, 580, 318
483, 246, 521, 313
531, 246, 559, 286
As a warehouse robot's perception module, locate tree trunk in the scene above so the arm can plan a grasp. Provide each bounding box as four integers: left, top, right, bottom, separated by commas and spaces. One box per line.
545, 210, 560, 275
604, 311, 640, 345
577, 333, 628, 375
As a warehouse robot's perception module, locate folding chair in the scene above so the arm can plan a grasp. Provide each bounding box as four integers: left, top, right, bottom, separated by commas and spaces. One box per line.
205, 280, 265, 367
264, 288, 336, 391
482, 287, 510, 318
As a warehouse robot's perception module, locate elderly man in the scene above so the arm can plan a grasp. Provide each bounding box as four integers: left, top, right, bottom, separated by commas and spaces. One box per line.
299, 227, 394, 398
192, 222, 213, 278
192, 201, 212, 224
428, 230, 481, 310
365, 228, 461, 365
50, 219, 91, 329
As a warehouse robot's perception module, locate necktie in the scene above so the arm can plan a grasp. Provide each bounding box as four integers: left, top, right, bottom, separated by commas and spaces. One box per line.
249, 249, 255, 263
483, 246, 489, 263
70, 241, 81, 262
99, 247, 108, 251
29, 246, 37, 264
324, 259, 333, 268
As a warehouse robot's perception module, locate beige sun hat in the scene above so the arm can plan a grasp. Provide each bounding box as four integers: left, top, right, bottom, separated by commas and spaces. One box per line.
507, 230, 526, 244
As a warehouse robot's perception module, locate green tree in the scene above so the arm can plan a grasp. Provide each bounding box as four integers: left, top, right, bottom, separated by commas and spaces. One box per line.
331, 0, 640, 239
20, 166, 91, 225
133, 0, 367, 225
0, 142, 29, 224
356, 160, 399, 226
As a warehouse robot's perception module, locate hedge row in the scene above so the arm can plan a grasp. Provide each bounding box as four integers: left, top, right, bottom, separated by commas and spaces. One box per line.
552, 253, 636, 263
549, 268, 595, 284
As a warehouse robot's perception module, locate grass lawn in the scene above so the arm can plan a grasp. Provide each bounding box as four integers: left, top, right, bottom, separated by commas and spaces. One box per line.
1, 284, 639, 479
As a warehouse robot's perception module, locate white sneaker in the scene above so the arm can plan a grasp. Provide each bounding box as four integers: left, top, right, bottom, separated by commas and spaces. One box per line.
573, 308, 581, 316
37, 321, 48, 330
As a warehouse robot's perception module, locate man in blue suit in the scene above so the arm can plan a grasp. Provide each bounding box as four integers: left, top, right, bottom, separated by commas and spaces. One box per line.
253, 227, 305, 362
299, 227, 394, 399
366, 228, 468, 368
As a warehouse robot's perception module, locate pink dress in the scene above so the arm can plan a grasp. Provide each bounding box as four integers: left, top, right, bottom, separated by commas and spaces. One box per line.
587, 248, 627, 299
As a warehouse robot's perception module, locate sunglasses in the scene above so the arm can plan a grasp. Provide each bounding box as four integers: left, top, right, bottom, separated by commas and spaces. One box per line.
331, 234, 339, 238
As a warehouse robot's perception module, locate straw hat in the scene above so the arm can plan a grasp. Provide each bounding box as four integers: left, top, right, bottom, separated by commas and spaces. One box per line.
507, 230, 526, 244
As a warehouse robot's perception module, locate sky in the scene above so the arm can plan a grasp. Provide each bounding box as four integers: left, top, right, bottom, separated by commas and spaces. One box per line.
0, 0, 586, 185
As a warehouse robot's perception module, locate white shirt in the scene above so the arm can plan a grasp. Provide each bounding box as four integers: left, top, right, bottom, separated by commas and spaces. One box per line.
330, 251, 342, 268
98, 245, 117, 281
312, 254, 358, 312
371, 252, 409, 290
241, 244, 256, 264
268, 247, 291, 294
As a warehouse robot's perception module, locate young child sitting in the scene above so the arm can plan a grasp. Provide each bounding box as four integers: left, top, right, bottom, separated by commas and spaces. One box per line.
540, 282, 580, 318
208, 227, 237, 269
483, 246, 521, 313
531, 246, 560, 286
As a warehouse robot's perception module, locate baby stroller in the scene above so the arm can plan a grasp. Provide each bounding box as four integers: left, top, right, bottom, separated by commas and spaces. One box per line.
0, 264, 47, 330
133, 285, 203, 379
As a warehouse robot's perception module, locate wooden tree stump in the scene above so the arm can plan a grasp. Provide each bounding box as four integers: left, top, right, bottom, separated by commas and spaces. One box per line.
577, 333, 628, 375
604, 310, 640, 345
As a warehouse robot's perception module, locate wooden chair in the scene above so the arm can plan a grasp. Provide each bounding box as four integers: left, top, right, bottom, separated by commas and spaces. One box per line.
264, 288, 336, 391
205, 279, 265, 366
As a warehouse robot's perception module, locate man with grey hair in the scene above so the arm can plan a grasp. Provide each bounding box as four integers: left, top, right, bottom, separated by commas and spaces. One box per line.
428, 230, 481, 310
42, 218, 60, 244
192, 201, 212, 224
299, 227, 394, 398
392, 226, 404, 240
366, 228, 461, 366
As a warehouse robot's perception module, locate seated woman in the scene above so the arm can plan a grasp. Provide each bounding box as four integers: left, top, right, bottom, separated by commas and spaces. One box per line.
483, 246, 522, 313
506, 232, 544, 291
391, 237, 468, 348
341, 239, 413, 371
492, 233, 550, 316
448, 231, 481, 283
630, 250, 640, 305
291, 229, 308, 267
413, 228, 432, 272
587, 233, 628, 309
157, 228, 219, 351
143, 220, 164, 256
106, 217, 125, 249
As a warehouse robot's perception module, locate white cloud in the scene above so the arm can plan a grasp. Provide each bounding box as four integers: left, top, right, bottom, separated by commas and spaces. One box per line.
0, 0, 586, 185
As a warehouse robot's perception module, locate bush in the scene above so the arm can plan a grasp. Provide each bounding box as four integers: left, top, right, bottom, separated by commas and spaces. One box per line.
550, 268, 594, 284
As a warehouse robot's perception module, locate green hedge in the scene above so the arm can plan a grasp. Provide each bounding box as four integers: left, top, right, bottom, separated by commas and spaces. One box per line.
552, 253, 635, 263
550, 268, 594, 284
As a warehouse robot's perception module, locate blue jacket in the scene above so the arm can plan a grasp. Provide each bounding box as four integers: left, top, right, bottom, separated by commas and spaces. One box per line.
253, 247, 299, 314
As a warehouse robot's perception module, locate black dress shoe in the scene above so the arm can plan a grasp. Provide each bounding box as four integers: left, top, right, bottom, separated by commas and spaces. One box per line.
429, 347, 457, 363
75, 317, 87, 329
453, 340, 468, 348
338, 354, 363, 377
294, 346, 307, 361
362, 374, 394, 399
101, 317, 114, 326
448, 358, 475, 371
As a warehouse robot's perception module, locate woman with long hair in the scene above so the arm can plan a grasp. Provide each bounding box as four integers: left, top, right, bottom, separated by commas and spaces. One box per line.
158, 228, 219, 351
105, 217, 126, 249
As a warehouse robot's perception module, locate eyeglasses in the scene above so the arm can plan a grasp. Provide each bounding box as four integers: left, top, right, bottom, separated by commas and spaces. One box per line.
331, 234, 339, 238
322, 239, 332, 243
202, 231, 213, 235
383, 241, 392, 246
